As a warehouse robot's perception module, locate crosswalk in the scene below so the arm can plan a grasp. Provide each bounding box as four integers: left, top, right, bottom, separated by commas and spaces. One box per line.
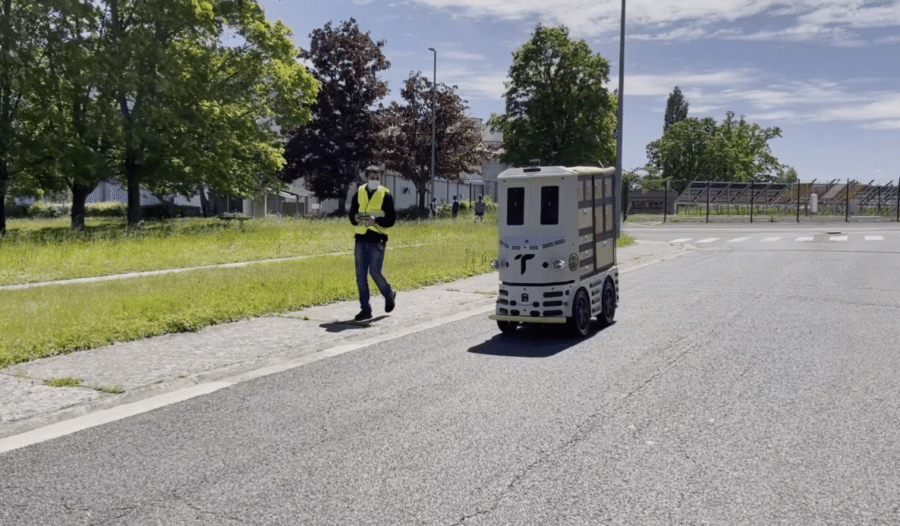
668, 234, 893, 245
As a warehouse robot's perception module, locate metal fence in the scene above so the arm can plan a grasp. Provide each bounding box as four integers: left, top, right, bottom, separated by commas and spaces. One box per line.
671, 179, 900, 222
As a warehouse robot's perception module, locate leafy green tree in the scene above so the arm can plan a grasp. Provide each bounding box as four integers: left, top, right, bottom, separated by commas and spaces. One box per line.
35, 0, 117, 230
623, 165, 666, 191
0, 0, 48, 235
664, 86, 689, 132
712, 112, 782, 182
488, 25, 616, 168
647, 113, 782, 192
646, 117, 719, 192
280, 19, 389, 214
775, 165, 799, 183
97, 0, 317, 227
375, 72, 492, 210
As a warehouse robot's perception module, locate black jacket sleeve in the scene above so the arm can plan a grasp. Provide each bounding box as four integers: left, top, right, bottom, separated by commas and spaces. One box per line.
374, 192, 396, 228
348, 188, 361, 226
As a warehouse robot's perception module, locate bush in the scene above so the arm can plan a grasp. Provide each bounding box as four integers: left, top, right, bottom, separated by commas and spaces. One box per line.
86, 201, 126, 218
140, 203, 203, 220
4, 199, 28, 219
27, 201, 70, 219
397, 205, 431, 221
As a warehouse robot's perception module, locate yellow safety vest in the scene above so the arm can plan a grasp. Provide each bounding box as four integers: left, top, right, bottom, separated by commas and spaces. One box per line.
355, 185, 389, 235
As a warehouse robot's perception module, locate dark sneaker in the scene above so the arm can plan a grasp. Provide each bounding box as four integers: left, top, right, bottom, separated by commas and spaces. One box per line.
385, 291, 396, 313
354, 308, 372, 321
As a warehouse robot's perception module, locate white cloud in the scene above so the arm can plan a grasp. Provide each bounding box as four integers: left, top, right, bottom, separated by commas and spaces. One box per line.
864, 120, 900, 129
817, 92, 900, 121
612, 70, 758, 97
405, 0, 900, 44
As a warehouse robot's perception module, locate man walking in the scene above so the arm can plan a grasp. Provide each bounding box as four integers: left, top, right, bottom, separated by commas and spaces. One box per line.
474, 195, 485, 221
349, 166, 397, 321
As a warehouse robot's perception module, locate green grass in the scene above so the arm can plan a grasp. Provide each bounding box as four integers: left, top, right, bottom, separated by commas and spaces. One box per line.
0, 214, 635, 368
43, 377, 83, 387
0, 217, 353, 286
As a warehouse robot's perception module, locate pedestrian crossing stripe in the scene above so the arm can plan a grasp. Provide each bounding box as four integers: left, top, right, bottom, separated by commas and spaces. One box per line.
668, 235, 893, 244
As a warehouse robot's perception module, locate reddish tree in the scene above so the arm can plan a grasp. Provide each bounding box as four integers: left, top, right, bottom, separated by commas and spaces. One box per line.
374, 73, 492, 210
281, 19, 389, 214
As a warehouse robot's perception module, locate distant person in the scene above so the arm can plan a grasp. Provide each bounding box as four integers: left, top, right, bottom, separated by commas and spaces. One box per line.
430, 197, 437, 218
451, 196, 460, 219
474, 195, 485, 221
348, 166, 397, 321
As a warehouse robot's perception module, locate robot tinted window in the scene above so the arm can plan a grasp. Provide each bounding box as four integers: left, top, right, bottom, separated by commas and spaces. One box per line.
507, 187, 525, 225
540, 186, 559, 225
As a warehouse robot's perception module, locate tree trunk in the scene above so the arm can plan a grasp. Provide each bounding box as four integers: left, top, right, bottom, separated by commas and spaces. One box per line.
70, 181, 97, 231
198, 185, 210, 217
125, 154, 142, 228
417, 181, 428, 210
0, 175, 7, 236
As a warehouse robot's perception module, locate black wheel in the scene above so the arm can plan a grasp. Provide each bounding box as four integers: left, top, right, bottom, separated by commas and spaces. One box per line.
597, 279, 616, 328
566, 288, 592, 337
497, 320, 518, 334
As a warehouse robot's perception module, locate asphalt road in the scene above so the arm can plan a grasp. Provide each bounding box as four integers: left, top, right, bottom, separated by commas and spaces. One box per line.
3, 223, 900, 525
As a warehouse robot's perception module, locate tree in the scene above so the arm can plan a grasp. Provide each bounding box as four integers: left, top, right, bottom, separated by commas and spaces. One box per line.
375, 72, 492, 210
488, 25, 616, 168
776, 165, 799, 183
646, 112, 782, 192
36, 0, 117, 231
713, 111, 782, 182
97, 0, 317, 227
646, 117, 719, 192
0, 0, 47, 235
280, 19, 389, 215
664, 86, 689, 132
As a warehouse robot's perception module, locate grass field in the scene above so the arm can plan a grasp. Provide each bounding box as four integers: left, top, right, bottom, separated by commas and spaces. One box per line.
0, 213, 635, 367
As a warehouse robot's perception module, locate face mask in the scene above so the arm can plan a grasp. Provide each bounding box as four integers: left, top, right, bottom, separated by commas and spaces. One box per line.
367, 180, 379, 191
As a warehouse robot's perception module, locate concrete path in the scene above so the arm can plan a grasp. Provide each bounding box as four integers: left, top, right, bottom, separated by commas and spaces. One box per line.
0, 239, 691, 450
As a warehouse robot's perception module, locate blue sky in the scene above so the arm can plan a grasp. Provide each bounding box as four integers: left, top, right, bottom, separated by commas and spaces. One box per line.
260, 0, 900, 184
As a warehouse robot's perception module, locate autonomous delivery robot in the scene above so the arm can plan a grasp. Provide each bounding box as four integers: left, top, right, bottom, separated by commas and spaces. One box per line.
489, 163, 619, 336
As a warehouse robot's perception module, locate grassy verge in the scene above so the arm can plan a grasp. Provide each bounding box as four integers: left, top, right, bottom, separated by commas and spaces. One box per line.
1, 214, 634, 367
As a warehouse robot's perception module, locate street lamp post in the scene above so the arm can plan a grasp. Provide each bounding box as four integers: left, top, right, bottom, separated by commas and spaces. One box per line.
614, 0, 626, 239
428, 47, 436, 207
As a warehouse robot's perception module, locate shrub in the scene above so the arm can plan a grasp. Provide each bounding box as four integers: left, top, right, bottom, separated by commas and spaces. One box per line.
86, 201, 126, 218
397, 205, 431, 221
4, 200, 28, 218
27, 201, 70, 219
140, 203, 203, 220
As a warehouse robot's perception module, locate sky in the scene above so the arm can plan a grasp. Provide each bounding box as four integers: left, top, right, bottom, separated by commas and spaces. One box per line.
259, 0, 900, 184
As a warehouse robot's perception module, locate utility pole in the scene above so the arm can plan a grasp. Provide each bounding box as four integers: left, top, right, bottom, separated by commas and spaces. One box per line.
428, 47, 436, 205
614, 0, 626, 238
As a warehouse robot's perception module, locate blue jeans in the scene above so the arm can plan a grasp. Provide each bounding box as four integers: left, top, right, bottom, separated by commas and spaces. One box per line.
355, 240, 392, 310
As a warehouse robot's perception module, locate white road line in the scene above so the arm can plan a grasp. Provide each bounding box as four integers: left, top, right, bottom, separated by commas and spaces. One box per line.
830, 236, 848, 242
696, 238, 720, 244
795, 236, 815, 242
727, 237, 749, 243
762, 237, 782, 242
865, 235, 884, 241
670, 238, 692, 243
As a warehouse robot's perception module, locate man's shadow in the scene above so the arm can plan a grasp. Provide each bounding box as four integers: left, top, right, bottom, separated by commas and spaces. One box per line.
319, 315, 389, 333
468, 321, 614, 358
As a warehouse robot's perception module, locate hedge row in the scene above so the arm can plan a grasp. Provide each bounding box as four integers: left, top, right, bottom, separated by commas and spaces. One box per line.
4, 201, 203, 220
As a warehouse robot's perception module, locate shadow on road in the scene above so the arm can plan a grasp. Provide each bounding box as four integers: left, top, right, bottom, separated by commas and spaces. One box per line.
468, 322, 612, 358
319, 315, 389, 332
